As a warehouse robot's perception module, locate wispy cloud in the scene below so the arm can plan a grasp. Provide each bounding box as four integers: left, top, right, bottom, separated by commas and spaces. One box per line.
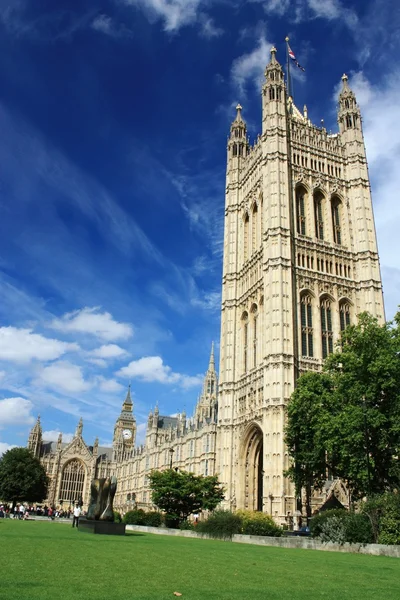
50, 308, 133, 342
231, 36, 273, 95
120, 0, 207, 32
0, 327, 79, 363
91, 13, 132, 38
117, 355, 203, 388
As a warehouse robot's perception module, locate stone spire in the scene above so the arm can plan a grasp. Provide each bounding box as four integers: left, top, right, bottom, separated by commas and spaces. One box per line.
229, 103, 247, 141
122, 384, 133, 410
28, 415, 42, 457
338, 73, 362, 136
75, 418, 83, 438
208, 341, 216, 372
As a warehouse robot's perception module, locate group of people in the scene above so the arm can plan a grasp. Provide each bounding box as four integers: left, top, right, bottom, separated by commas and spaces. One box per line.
0, 504, 80, 520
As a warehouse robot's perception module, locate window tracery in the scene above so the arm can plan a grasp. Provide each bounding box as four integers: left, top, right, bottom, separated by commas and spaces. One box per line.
296, 188, 306, 235
300, 294, 313, 357
59, 459, 85, 503
320, 297, 333, 358
339, 301, 351, 331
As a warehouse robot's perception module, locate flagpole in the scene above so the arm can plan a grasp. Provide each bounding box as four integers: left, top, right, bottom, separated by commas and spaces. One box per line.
285, 36, 291, 99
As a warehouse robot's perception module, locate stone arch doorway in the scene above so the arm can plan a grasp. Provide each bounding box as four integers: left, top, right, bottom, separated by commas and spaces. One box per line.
239, 424, 264, 511
59, 459, 86, 505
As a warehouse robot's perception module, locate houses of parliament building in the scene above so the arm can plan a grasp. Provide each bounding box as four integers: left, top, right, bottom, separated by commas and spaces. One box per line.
28, 47, 384, 521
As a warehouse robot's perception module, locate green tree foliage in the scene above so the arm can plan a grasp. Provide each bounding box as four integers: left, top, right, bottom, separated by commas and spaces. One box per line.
361, 492, 400, 544
0, 447, 48, 505
285, 312, 400, 502
284, 371, 334, 518
149, 469, 224, 526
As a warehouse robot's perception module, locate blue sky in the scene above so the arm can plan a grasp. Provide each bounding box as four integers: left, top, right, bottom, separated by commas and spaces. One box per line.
0, 0, 399, 454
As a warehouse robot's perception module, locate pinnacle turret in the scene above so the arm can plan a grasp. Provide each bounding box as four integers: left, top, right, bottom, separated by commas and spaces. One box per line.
75, 418, 83, 438
337, 73, 362, 136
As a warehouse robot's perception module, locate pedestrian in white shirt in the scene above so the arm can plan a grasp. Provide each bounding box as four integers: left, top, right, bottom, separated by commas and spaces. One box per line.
72, 504, 81, 528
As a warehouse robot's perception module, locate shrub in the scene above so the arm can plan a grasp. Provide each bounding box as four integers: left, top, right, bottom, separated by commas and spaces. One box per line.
197, 510, 242, 539
362, 492, 400, 544
237, 510, 282, 537
113, 511, 122, 523
123, 509, 147, 525
311, 509, 373, 544
310, 509, 348, 538
179, 520, 195, 531
320, 516, 347, 545
378, 517, 400, 545
344, 513, 373, 544
143, 511, 163, 528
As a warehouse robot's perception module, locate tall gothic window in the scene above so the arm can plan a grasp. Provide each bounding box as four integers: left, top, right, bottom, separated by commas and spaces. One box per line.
300, 295, 313, 357
252, 204, 258, 252
243, 313, 249, 373
244, 214, 249, 261
251, 305, 258, 368
314, 193, 324, 240
59, 459, 85, 503
340, 301, 351, 331
332, 198, 342, 245
296, 189, 306, 235
321, 298, 334, 359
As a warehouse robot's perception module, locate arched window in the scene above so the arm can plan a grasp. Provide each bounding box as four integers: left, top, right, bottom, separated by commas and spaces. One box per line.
314, 192, 324, 240
251, 304, 258, 368
244, 214, 249, 262
300, 294, 313, 357
331, 197, 342, 245
320, 297, 333, 358
59, 459, 85, 503
242, 312, 249, 373
296, 188, 306, 235
252, 204, 258, 252
339, 301, 351, 331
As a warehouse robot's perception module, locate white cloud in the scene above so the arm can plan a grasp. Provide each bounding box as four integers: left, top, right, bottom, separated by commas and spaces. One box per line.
42, 429, 74, 443
91, 14, 114, 34
97, 377, 125, 393
199, 15, 223, 38
117, 355, 203, 388
0, 327, 78, 363
0, 441, 16, 456
121, 0, 205, 32
90, 344, 128, 359
87, 358, 107, 368
91, 14, 131, 38
50, 307, 133, 341
307, 0, 357, 29
36, 361, 92, 393
231, 36, 273, 94
0, 397, 34, 429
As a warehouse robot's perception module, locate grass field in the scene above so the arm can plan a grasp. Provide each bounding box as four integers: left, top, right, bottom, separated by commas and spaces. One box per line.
1, 520, 400, 600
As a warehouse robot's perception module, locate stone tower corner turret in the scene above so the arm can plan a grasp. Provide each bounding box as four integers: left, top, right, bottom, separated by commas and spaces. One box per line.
28, 415, 42, 458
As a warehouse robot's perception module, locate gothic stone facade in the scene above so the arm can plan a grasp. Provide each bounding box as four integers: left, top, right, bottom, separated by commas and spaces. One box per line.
28, 48, 384, 520
28, 348, 218, 514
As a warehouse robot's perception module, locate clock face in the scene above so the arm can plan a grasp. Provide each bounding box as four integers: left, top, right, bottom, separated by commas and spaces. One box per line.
122, 429, 132, 440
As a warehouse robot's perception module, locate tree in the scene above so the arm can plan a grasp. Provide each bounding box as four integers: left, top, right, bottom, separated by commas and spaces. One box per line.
323, 312, 400, 499
285, 312, 400, 503
284, 371, 333, 520
149, 469, 224, 526
0, 447, 49, 506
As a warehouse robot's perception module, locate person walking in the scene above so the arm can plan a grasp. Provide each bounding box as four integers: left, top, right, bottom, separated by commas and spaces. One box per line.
72, 503, 81, 528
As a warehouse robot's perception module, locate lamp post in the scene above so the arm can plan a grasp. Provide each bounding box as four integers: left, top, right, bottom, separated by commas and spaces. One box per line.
169, 447, 174, 469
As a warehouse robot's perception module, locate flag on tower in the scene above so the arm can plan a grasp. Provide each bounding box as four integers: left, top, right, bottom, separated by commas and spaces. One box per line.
288, 45, 305, 72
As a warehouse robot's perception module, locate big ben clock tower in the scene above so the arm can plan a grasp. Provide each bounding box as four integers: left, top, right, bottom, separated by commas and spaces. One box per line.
113, 385, 136, 461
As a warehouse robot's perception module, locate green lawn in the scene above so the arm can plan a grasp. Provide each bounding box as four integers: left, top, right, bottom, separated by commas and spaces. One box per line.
1, 520, 399, 600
